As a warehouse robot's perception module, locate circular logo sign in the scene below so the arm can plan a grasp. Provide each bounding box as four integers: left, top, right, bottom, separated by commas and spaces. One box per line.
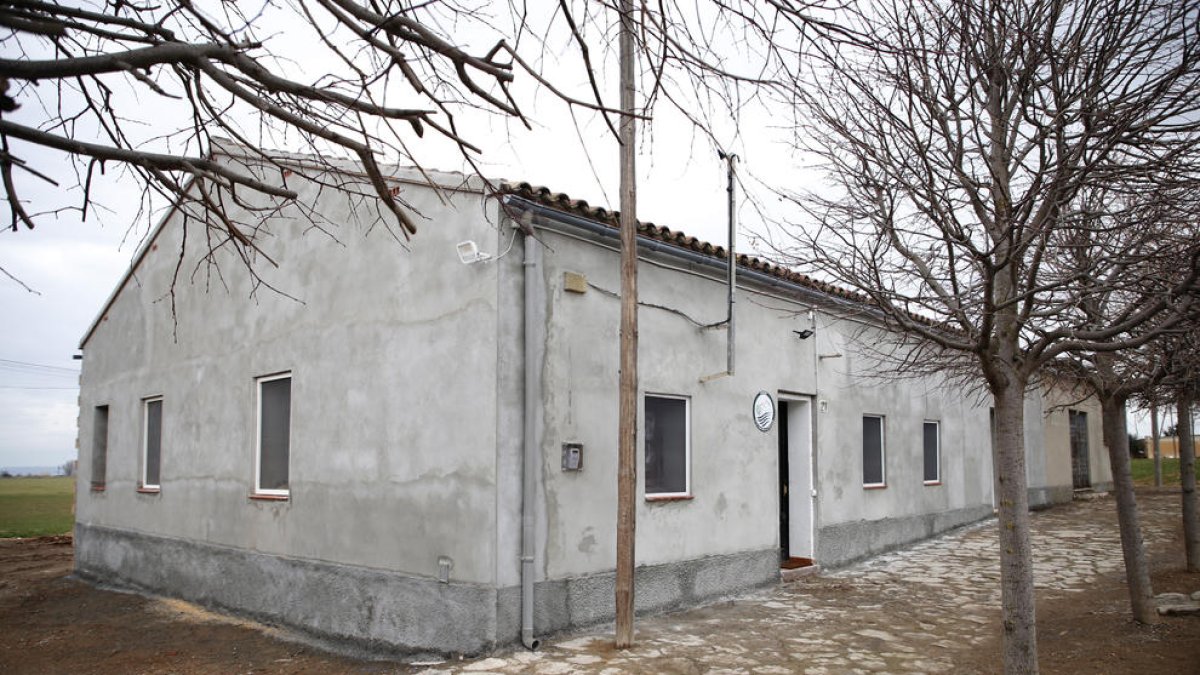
753, 391, 775, 432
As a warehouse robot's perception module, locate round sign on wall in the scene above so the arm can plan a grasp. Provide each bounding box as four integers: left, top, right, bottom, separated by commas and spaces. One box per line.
753, 391, 775, 432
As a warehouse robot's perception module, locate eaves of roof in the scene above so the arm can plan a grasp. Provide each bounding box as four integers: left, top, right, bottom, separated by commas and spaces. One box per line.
499, 180, 876, 307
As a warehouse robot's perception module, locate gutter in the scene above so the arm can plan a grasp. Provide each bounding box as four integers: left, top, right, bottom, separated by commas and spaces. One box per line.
502, 195, 865, 314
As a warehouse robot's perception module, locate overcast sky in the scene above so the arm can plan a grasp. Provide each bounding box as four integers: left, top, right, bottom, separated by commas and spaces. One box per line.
0, 13, 788, 469
0, 4, 1183, 469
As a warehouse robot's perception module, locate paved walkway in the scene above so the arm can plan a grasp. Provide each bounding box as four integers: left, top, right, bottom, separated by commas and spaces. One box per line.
418, 494, 1179, 674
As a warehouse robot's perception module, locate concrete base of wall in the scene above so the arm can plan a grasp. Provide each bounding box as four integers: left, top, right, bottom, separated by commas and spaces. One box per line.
503, 547, 780, 640
816, 504, 994, 569
74, 523, 501, 658
75, 524, 779, 658
1029, 485, 1076, 510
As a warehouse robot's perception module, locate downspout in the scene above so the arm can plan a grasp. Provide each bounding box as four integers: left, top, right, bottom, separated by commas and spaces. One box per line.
701, 152, 738, 383
521, 227, 544, 651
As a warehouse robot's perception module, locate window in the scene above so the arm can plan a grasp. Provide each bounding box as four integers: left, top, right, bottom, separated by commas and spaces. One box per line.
923, 421, 941, 484
644, 395, 690, 497
91, 405, 109, 490
862, 415, 885, 487
256, 373, 292, 496
141, 397, 163, 490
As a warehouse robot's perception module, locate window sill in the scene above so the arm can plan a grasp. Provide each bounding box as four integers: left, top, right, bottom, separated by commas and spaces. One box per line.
645, 493, 694, 502
136, 486, 160, 494
249, 493, 290, 502
90, 484, 106, 492
924, 480, 942, 487
863, 484, 887, 490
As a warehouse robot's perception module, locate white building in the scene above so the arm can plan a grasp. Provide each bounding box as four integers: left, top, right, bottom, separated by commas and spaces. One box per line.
74, 145, 1107, 656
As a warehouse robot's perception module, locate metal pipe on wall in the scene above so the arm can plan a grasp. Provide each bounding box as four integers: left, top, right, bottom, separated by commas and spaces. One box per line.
520, 230, 543, 651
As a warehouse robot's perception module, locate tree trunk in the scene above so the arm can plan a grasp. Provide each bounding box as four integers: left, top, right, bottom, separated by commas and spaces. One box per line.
1150, 399, 1162, 488
992, 378, 1039, 674
1179, 394, 1199, 573
1100, 395, 1158, 623
614, 0, 639, 649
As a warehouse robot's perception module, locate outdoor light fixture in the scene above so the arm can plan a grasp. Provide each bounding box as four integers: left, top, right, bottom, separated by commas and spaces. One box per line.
794, 329, 814, 340
456, 240, 491, 264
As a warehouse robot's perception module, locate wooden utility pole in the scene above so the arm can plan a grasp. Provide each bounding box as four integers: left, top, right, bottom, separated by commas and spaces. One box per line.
1150, 399, 1162, 488
614, 0, 639, 650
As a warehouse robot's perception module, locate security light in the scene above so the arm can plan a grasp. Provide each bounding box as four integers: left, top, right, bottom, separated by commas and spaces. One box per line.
794, 329, 814, 340
456, 240, 491, 264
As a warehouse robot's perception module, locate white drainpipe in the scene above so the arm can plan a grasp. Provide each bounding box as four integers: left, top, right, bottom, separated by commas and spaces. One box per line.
521, 228, 544, 650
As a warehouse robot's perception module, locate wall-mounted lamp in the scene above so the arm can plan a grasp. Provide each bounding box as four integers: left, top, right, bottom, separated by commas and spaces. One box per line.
793, 329, 814, 340
456, 240, 491, 264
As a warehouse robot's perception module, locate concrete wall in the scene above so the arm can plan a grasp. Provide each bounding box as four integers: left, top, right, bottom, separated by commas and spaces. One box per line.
525, 212, 997, 577
76, 158, 516, 653
809, 320, 995, 566
1037, 383, 1111, 504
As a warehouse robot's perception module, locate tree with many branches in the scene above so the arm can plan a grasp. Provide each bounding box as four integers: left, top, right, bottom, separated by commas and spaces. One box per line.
0, 0, 852, 287
766, 0, 1200, 671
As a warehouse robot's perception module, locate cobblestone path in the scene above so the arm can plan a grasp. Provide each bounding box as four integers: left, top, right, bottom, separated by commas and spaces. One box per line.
419, 494, 1179, 674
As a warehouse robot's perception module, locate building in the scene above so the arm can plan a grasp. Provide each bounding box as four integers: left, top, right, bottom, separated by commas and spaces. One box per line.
73, 145, 1104, 657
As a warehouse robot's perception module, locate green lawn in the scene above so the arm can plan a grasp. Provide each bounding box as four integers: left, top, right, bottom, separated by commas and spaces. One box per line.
0, 476, 75, 538
1131, 457, 1199, 487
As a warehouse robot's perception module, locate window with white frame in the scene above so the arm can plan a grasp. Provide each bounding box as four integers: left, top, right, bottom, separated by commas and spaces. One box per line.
256, 373, 292, 495
862, 414, 885, 487
923, 420, 941, 484
644, 394, 690, 497
141, 397, 163, 489
91, 405, 109, 490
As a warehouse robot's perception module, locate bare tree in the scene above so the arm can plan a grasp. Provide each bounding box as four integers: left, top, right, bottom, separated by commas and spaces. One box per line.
0, 1, 858, 287
1152, 329, 1200, 571
767, 0, 1200, 671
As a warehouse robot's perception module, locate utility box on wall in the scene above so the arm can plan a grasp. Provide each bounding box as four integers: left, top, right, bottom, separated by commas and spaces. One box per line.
562, 442, 583, 471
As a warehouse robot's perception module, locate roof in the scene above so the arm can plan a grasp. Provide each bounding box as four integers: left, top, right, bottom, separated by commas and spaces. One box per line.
499, 181, 872, 305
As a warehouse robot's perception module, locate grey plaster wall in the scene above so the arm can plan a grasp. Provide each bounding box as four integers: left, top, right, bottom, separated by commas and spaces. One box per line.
76, 157, 509, 586
526, 213, 998, 577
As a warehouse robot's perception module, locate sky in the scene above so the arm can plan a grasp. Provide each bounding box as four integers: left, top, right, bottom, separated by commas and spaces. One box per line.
0, 4, 793, 469
0, 3, 1187, 468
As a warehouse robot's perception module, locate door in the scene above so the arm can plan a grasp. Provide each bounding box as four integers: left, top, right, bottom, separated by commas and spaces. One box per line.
778, 397, 814, 561
1069, 410, 1091, 489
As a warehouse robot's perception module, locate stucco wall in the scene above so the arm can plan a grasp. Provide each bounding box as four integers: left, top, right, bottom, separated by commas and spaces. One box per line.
76, 161, 509, 586
1039, 383, 1111, 498
527, 214, 997, 575
810, 319, 995, 566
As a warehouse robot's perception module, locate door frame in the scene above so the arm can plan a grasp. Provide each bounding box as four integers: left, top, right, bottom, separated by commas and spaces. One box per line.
778, 393, 815, 562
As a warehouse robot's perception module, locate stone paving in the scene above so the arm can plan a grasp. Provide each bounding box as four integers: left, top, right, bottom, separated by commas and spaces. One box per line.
416, 494, 1180, 674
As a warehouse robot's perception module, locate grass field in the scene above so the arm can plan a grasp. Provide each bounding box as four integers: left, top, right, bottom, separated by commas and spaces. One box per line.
0, 477, 74, 538
1131, 457, 1199, 487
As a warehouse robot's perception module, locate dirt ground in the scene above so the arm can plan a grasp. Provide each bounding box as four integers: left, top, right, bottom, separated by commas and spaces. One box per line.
1, 492, 1198, 674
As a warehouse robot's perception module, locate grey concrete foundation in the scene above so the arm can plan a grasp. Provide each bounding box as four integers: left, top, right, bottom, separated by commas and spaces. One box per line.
75, 523, 502, 657
1029, 485, 1076, 510
816, 504, 994, 568
76, 524, 778, 657
521, 548, 780, 638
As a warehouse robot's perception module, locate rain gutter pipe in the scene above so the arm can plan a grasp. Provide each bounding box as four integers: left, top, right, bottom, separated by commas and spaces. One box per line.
520, 225, 543, 651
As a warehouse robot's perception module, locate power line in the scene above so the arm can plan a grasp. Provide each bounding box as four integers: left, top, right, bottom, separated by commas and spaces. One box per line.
0, 358, 80, 380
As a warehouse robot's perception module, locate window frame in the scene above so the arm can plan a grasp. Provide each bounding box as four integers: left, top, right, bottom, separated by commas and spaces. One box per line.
140, 396, 163, 491
254, 372, 292, 498
91, 405, 109, 491
923, 420, 941, 485
862, 414, 886, 489
643, 393, 692, 500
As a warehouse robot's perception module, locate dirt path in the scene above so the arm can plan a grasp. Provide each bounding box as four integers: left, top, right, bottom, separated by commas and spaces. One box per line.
1, 491, 1197, 674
